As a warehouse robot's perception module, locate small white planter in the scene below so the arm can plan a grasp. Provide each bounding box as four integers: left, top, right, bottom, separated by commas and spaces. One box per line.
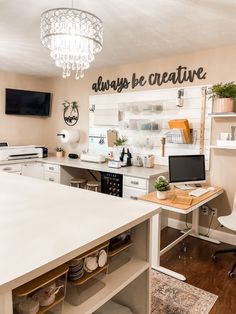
156, 191, 168, 200
56, 151, 64, 158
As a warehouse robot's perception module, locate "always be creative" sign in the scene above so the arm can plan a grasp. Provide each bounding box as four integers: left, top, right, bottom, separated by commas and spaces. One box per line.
92, 65, 207, 93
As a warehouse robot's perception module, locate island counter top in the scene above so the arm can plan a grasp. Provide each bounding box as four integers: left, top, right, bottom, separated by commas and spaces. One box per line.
0, 172, 160, 294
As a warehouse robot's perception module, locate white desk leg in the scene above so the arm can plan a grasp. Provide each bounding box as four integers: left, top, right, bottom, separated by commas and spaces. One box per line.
188, 208, 220, 244
0, 291, 13, 314
152, 212, 186, 281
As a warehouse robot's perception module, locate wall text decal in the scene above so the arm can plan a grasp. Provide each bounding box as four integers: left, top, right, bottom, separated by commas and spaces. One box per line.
92, 65, 207, 93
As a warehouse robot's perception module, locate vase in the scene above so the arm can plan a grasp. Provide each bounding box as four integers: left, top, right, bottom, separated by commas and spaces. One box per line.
156, 191, 167, 200
56, 151, 63, 158
213, 98, 236, 113
113, 146, 123, 161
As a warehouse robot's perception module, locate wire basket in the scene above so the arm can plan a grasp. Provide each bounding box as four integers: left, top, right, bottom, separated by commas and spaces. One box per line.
166, 128, 195, 144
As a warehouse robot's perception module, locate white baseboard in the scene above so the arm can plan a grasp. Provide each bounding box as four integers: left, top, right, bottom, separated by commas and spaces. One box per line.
168, 217, 236, 246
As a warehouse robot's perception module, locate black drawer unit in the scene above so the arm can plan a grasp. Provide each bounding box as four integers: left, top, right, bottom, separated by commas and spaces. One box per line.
101, 172, 123, 197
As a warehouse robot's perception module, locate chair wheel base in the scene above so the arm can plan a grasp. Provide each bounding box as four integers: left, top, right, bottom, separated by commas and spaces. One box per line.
228, 271, 235, 278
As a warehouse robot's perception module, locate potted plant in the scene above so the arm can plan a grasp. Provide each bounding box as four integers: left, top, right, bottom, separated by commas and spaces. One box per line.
210, 82, 236, 113
154, 176, 170, 200
113, 136, 127, 146
55, 147, 64, 158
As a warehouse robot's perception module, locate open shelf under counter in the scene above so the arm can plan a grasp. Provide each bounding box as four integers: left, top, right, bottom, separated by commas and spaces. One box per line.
63, 258, 149, 314
37, 290, 64, 314
108, 241, 133, 258
69, 264, 109, 286
13, 264, 69, 296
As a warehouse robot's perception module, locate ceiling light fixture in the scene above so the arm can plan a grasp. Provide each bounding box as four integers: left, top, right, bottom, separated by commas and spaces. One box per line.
40, 3, 103, 79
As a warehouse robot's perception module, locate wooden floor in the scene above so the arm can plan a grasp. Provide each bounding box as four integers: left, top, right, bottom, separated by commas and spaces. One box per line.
160, 227, 236, 314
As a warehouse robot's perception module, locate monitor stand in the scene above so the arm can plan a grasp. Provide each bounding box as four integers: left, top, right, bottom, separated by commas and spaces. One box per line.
175, 184, 194, 190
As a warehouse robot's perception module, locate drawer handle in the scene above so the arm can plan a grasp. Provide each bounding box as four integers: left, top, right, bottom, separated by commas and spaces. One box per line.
130, 196, 138, 200
3, 167, 12, 171
131, 180, 139, 185
49, 166, 54, 171
49, 178, 55, 182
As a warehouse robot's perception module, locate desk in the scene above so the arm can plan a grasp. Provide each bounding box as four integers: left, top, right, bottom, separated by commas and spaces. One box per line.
139, 186, 224, 281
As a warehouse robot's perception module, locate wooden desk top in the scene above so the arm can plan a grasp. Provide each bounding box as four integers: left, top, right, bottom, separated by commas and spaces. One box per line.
139, 186, 224, 214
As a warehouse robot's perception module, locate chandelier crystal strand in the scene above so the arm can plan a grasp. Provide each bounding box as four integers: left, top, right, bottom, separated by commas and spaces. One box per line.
40, 8, 103, 79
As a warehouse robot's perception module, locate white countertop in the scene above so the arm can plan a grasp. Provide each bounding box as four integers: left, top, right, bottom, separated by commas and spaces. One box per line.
0, 173, 160, 293
0, 157, 167, 179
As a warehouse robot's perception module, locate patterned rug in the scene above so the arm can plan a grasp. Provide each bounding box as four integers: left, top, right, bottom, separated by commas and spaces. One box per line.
152, 270, 218, 314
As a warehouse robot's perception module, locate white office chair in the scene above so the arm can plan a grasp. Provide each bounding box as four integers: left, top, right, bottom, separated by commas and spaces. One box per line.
212, 194, 236, 278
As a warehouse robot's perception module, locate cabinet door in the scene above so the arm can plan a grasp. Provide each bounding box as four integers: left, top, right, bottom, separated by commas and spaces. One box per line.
123, 186, 148, 200
22, 163, 44, 179
44, 172, 60, 183
0, 164, 22, 173
123, 176, 148, 190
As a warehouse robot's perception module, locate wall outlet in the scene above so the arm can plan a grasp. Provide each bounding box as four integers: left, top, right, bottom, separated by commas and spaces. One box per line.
201, 205, 217, 217
212, 208, 217, 217
201, 205, 209, 215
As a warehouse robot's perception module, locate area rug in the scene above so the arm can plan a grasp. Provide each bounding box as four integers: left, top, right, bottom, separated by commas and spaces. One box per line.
151, 270, 218, 314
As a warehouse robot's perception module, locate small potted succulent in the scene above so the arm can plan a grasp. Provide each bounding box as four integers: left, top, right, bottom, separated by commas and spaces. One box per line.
55, 147, 64, 158
154, 176, 170, 200
210, 82, 236, 113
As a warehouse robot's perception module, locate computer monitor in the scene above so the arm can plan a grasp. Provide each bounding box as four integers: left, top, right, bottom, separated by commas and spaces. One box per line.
168, 155, 206, 185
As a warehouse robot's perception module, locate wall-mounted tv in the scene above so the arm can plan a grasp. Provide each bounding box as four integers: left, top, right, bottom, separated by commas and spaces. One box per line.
5, 88, 51, 116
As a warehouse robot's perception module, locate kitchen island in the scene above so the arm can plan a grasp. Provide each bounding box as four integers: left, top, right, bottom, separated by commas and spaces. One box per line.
0, 173, 160, 314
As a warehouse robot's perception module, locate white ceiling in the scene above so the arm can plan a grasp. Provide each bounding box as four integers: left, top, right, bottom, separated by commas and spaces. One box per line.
0, 0, 236, 77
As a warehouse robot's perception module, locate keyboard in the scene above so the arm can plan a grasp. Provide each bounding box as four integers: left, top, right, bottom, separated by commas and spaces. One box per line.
189, 188, 209, 197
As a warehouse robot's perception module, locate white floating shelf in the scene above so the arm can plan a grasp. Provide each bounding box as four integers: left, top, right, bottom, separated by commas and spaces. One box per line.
210, 145, 236, 150
208, 113, 236, 118
63, 258, 149, 314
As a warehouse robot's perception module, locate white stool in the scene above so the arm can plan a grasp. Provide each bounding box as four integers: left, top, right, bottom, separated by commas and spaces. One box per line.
86, 181, 101, 192
71, 178, 87, 189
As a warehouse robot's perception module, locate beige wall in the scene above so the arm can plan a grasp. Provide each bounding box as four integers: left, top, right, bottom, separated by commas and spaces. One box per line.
1, 44, 236, 236
46, 44, 236, 236
0, 71, 52, 146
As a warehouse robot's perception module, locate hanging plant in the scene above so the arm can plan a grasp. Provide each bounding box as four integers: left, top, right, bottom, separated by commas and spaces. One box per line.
62, 100, 79, 126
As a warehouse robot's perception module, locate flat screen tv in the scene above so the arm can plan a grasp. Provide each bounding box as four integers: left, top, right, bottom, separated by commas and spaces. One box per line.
5, 88, 51, 116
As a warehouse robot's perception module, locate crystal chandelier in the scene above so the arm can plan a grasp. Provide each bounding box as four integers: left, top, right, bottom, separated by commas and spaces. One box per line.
40, 7, 103, 79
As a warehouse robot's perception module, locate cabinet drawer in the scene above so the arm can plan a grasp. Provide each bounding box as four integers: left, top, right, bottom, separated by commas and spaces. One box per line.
123, 186, 148, 200
44, 172, 60, 183
44, 163, 60, 173
0, 164, 22, 172
123, 176, 147, 190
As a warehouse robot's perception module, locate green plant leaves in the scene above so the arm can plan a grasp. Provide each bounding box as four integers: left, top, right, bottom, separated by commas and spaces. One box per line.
210, 82, 236, 99
154, 177, 170, 192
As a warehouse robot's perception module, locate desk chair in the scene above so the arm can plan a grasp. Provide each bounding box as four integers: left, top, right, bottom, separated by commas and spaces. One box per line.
212, 194, 236, 278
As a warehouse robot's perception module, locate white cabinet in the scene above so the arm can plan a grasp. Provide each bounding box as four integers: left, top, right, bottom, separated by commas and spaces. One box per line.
44, 163, 61, 183
44, 172, 60, 183
123, 176, 148, 190
123, 186, 147, 200
22, 162, 45, 179
0, 163, 22, 175
123, 175, 149, 200
44, 163, 60, 173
